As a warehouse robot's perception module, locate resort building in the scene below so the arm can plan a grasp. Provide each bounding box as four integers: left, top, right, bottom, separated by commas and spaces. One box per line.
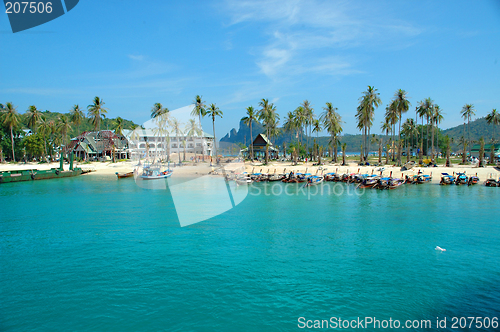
241, 133, 278, 159
122, 128, 214, 161
67, 130, 129, 161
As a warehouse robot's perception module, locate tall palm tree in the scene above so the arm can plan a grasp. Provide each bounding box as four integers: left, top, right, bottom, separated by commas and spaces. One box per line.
485, 108, 500, 143
151, 102, 169, 119
169, 118, 183, 164
241, 106, 257, 160
320, 102, 342, 162
357, 86, 381, 162
2, 102, 21, 161
87, 96, 108, 131
205, 103, 223, 161
185, 118, 202, 162
293, 106, 306, 146
384, 103, 398, 161
301, 100, 314, 153
460, 104, 475, 156
389, 89, 410, 165
70, 105, 84, 135
113, 117, 124, 136
416, 98, 434, 160
257, 99, 278, 163
191, 95, 206, 160
312, 119, 321, 161
433, 105, 444, 158
26, 105, 42, 134
37, 117, 51, 159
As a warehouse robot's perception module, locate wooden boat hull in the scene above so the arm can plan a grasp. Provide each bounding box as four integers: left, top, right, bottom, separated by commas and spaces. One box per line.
116, 171, 134, 179
0, 168, 83, 183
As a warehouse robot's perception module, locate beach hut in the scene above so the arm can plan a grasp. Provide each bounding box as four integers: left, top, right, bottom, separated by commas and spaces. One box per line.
242, 133, 278, 159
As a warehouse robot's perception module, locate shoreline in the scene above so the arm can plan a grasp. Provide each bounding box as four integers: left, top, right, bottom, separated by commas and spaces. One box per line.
1, 160, 499, 182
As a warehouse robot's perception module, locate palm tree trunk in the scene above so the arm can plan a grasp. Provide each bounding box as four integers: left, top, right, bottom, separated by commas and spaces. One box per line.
398, 118, 402, 165
10, 127, 16, 162
212, 119, 217, 161
250, 120, 253, 160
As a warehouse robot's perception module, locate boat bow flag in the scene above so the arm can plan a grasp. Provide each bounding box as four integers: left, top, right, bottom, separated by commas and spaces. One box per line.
4, 0, 79, 33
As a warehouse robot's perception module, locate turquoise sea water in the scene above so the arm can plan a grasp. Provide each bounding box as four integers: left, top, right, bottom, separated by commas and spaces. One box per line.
1, 175, 500, 331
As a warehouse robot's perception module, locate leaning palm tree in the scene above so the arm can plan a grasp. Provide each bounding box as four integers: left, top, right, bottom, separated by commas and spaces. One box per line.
2, 102, 21, 161
151, 102, 169, 119
70, 104, 84, 135
460, 104, 475, 156
320, 102, 342, 162
26, 105, 42, 134
185, 118, 202, 162
357, 86, 381, 162
389, 89, 410, 165
205, 104, 223, 160
87, 96, 108, 131
486, 108, 500, 143
241, 106, 257, 160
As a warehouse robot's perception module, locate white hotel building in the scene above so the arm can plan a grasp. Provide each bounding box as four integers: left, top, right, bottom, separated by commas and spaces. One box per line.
122, 105, 214, 161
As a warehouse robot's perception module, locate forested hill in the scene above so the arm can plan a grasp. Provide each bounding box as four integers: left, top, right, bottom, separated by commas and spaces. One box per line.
220, 117, 499, 152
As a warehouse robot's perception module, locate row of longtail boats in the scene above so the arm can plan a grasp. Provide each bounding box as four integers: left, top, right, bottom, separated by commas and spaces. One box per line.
225, 167, 500, 189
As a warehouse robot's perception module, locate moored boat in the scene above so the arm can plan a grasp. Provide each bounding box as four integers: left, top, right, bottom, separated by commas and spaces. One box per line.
440, 173, 455, 185
455, 172, 468, 185
116, 171, 134, 179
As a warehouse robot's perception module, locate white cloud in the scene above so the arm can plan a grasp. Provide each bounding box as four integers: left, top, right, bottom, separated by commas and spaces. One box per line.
223, 0, 422, 78
128, 54, 145, 61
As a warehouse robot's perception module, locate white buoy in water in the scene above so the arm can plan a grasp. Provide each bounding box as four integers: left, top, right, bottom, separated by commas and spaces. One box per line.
435, 246, 446, 251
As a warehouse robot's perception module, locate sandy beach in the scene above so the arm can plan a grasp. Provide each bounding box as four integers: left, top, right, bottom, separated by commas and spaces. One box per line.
1, 159, 499, 183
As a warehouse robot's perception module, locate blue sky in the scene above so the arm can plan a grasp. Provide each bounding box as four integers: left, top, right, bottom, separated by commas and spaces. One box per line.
1, 0, 500, 138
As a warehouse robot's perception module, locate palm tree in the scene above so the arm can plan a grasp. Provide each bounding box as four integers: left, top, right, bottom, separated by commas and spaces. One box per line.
380, 120, 391, 164
293, 106, 306, 146
87, 96, 108, 131
153, 112, 170, 162
113, 117, 124, 136
241, 106, 257, 160
416, 98, 434, 161
459, 136, 468, 164
57, 115, 72, 150
384, 103, 398, 161
151, 102, 169, 119
257, 99, 278, 163
389, 89, 410, 165
460, 104, 475, 156
301, 100, 314, 153
2, 102, 21, 161
169, 118, 183, 164
357, 86, 381, 162
486, 109, 500, 143
26, 105, 42, 134
70, 105, 84, 135
185, 119, 202, 162
206, 103, 223, 161
341, 142, 347, 166
312, 119, 321, 161
433, 105, 444, 159
37, 117, 51, 159
191, 95, 206, 160
320, 102, 342, 162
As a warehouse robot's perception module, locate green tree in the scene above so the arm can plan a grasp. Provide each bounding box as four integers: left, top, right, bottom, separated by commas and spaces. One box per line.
87, 96, 108, 131
320, 102, 342, 162
241, 106, 257, 160
26, 105, 42, 134
356, 86, 381, 162
151, 102, 169, 119
23, 133, 44, 160
206, 104, 223, 160
389, 89, 410, 165
2, 102, 21, 161
257, 99, 278, 163
57, 115, 72, 150
433, 105, 444, 159
460, 103, 475, 156
70, 105, 84, 135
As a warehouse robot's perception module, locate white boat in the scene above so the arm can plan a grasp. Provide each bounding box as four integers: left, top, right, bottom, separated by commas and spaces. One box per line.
235, 173, 252, 185
305, 175, 324, 186
139, 163, 173, 180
